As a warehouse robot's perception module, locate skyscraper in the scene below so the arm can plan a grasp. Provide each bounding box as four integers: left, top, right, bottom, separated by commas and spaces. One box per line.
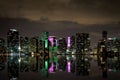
20, 37, 29, 53
70, 36, 75, 50
58, 38, 67, 54
29, 37, 38, 53
7, 29, 19, 53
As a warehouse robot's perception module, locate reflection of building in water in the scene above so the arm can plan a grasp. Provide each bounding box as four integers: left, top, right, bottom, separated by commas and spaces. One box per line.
0, 38, 6, 53
20, 56, 29, 72
75, 33, 90, 76
29, 57, 38, 72
97, 31, 120, 78
7, 29, 19, 53
0, 56, 6, 71
20, 56, 38, 72
7, 56, 19, 80
106, 38, 120, 70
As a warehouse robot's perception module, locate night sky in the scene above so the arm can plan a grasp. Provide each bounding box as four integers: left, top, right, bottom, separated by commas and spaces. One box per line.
0, 0, 120, 47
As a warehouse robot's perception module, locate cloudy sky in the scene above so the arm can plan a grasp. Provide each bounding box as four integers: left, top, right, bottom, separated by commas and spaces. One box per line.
0, 0, 120, 47
0, 0, 120, 24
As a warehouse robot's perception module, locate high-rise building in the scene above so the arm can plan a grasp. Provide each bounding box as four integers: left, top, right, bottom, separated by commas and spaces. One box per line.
49, 36, 56, 47
76, 33, 90, 53
58, 38, 67, 54
70, 36, 75, 50
41, 32, 49, 41
38, 39, 44, 53
49, 36, 57, 55
39, 32, 49, 55
20, 37, 29, 53
7, 29, 19, 53
29, 37, 38, 53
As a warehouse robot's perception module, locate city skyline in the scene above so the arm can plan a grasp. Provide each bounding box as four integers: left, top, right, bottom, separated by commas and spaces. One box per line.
0, 0, 120, 47
0, 28, 120, 80
0, 1, 120, 79
0, 20, 120, 47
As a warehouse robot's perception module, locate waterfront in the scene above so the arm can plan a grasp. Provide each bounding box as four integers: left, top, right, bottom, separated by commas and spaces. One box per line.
0, 54, 120, 80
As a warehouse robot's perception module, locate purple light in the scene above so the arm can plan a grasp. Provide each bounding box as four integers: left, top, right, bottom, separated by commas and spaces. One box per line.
67, 37, 70, 47
49, 37, 54, 47
67, 61, 71, 73
49, 62, 54, 73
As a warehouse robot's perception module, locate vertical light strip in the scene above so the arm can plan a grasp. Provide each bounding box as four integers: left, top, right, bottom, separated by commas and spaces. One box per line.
45, 61, 48, 70
49, 62, 54, 73
45, 40, 48, 48
49, 37, 54, 47
67, 61, 71, 73
68, 37, 70, 47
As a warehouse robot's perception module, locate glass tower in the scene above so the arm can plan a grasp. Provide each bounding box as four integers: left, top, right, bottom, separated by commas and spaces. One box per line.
7, 29, 19, 53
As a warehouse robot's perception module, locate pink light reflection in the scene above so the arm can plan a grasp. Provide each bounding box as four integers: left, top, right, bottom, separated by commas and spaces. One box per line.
67, 61, 71, 73
49, 62, 54, 73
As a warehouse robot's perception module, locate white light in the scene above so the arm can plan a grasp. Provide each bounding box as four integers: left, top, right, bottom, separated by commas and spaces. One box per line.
66, 49, 69, 52
18, 58, 21, 63
18, 46, 21, 50
85, 48, 88, 51
108, 38, 112, 40
85, 58, 88, 61
108, 69, 112, 72
31, 52, 34, 57
10, 29, 17, 32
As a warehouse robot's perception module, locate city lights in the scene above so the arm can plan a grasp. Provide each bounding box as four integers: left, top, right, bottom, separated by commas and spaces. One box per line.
45, 61, 48, 70
67, 37, 70, 48
67, 61, 71, 73
0, 29, 120, 79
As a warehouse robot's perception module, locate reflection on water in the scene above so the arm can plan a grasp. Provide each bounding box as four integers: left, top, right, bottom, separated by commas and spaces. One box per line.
0, 55, 6, 71
8, 56, 19, 80
0, 54, 44, 80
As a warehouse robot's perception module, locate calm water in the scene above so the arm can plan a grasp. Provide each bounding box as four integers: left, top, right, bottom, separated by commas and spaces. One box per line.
0, 54, 45, 80
0, 53, 120, 80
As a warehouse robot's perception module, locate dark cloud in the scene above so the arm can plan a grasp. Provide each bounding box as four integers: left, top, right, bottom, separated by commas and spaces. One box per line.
0, 0, 120, 24
70, 0, 120, 17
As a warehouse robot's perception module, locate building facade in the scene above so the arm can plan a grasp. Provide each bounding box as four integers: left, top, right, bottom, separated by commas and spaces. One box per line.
7, 29, 19, 53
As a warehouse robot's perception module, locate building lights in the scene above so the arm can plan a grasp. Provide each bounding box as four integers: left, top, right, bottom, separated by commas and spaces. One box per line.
67, 61, 71, 73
